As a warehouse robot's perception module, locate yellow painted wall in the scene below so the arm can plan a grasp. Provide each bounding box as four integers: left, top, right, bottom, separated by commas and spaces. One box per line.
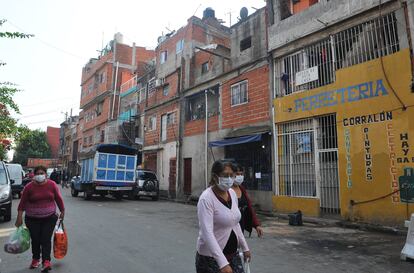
273, 49, 414, 225
272, 196, 320, 217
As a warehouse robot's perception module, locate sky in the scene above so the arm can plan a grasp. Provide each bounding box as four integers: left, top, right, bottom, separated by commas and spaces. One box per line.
0, 0, 266, 131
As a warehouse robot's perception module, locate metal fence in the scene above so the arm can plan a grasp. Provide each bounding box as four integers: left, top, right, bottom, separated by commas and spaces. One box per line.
274, 11, 401, 97
277, 114, 340, 214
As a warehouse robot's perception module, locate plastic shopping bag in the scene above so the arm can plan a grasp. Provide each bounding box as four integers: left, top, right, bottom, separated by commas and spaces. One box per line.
53, 220, 68, 259
244, 261, 251, 273
4, 226, 31, 254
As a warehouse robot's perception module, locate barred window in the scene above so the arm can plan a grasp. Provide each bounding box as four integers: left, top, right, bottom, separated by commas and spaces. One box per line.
278, 114, 339, 211
231, 81, 248, 106
275, 11, 401, 97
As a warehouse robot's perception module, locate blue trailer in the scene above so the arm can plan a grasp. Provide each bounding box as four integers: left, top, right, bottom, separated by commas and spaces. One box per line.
71, 144, 137, 200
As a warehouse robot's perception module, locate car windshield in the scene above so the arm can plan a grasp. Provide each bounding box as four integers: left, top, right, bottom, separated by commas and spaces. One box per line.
137, 171, 157, 180
0, 168, 8, 185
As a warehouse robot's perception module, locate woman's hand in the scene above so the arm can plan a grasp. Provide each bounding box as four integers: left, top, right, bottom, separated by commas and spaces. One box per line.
255, 226, 264, 237
243, 251, 251, 263
220, 265, 233, 273
59, 211, 65, 220
15, 216, 23, 228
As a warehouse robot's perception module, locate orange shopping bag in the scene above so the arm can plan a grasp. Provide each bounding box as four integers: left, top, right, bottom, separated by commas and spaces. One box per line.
53, 220, 68, 259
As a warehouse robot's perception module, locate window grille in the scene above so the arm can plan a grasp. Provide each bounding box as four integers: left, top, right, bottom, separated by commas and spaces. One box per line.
231, 81, 248, 106
277, 114, 340, 213
275, 11, 401, 97
334, 12, 399, 70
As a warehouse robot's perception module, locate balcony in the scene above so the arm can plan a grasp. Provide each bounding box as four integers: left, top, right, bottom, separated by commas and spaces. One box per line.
120, 76, 138, 97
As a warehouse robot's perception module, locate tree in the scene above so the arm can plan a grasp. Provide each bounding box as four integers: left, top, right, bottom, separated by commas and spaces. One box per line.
13, 126, 51, 166
0, 19, 34, 160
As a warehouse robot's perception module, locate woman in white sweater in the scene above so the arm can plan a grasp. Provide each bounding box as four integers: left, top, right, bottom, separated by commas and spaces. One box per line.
196, 160, 251, 273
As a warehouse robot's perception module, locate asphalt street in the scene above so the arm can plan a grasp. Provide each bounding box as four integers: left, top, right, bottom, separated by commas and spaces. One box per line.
0, 189, 412, 273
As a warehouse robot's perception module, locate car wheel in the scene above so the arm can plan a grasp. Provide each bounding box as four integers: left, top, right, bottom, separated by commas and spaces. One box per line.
127, 191, 135, 200
152, 195, 159, 201
113, 192, 123, 200
71, 188, 79, 197
84, 192, 93, 200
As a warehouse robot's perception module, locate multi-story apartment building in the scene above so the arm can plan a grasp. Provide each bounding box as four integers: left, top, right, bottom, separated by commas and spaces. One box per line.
59, 115, 80, 177
78, 33, 154, 151
268, 0, 414, 225
141, 9, 231, 198
180, 7, 273, 209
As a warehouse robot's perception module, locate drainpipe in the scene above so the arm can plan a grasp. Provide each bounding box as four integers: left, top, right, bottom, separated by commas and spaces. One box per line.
205, 89, 209, 189
111, 61, 119, 120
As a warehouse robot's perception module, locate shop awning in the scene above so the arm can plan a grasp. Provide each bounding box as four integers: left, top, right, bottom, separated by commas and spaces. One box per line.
208, 134, 262, 147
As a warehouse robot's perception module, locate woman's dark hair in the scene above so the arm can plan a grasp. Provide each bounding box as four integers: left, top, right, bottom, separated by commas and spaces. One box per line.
34, 165, 47, 175
233, 163, 245, 173
209, 160, 235, 186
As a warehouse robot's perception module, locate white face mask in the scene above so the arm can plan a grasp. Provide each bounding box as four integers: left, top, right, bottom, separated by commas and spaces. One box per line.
234, 175, 244, 185
217, 177, 234, 191
34, 175, 46, 183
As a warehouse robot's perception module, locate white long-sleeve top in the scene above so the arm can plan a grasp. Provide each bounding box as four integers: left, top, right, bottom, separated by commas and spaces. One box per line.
196, 187, 249, 269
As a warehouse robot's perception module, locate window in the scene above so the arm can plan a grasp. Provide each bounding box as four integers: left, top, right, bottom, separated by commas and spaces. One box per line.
160, 51, 168, 64
83, 137, 87, 146
186, 86, 219, 121
176, 40, 184, 54
160, 114, 167, 142
201, 62, 209, 74
148, 116, 157, 131
231, 81, 248, 106
277, 115, 339, 209
275, 11, 400, 97
100, 72, 105, 83
96, 102, 103, 116
88, 136, 93, 145
148, 78, 156, 94
167, 112, 175, 125
163, 84, 170, 96
88, 83, 93, 93
240, 37, 252, 51
139, 87, 146, 102
100, 130, 105, 143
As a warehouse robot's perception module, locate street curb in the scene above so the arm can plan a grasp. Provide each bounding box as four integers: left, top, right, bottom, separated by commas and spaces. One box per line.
161, 197, 408, 235
257, 210, 407, 235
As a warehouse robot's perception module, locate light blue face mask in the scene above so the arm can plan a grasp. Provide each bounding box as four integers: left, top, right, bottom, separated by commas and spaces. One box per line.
218, 177, 234, 191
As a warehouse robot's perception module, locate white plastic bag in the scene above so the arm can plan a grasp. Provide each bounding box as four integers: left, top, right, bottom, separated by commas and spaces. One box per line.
244, 261, 251, 273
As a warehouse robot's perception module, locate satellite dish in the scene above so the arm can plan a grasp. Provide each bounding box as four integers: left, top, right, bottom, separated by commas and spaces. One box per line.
240, 7, 248, 20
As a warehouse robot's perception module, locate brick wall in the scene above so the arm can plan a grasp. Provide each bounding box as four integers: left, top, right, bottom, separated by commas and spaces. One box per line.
222, 65, 270, 129
46, 127, 60, 158
144, 102, 179, 146
184, 115, 219, 137
146, 72, 179, 108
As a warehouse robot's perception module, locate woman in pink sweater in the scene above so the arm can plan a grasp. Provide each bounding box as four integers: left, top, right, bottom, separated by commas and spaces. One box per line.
196, 160, 251, 273
15, 165, 65, 272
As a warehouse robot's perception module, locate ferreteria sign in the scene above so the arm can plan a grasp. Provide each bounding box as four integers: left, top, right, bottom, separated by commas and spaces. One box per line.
293, 79, 388, 112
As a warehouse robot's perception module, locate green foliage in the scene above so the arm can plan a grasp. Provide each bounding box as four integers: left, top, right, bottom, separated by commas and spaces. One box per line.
0, 83, 20, 138
13, 126, 51, 166
0, 19, 34, 39
0, 145, 6, 161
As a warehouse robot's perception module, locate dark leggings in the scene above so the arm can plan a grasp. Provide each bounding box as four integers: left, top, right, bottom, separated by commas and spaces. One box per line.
25, 214, 58, 261
195, 252, 245, 273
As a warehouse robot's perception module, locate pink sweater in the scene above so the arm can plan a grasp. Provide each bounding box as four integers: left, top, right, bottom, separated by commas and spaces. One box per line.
196, 187, 249, 269
18, 179, 65, 218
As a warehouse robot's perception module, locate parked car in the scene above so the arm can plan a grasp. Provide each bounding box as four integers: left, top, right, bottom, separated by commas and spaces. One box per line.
0, 161, 12, 222
6, 163, 24, 198
133, 169, 159, 201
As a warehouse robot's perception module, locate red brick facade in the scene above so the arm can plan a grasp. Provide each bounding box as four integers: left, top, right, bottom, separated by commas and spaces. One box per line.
222, 65, 270, 129
46, 127, 60, 158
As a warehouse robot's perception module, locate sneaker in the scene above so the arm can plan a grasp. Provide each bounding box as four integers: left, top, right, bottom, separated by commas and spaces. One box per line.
41, 260, 52, 272
29, 259, 40, 269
